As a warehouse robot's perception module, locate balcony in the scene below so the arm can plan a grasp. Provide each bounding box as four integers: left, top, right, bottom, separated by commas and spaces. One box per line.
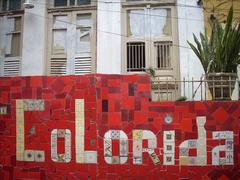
151, 76, 239, 101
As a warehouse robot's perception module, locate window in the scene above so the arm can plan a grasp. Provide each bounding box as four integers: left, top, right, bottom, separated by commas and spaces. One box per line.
5, 16, 22, 57
53, 0, 91, 7
123, 5, 180, 101
127, 42, 145, 72
155, 41, 172, 69
0, 0, 22, 11
48, 12, 96, 75
127, 8, 172, 72
0, 15, 22, 76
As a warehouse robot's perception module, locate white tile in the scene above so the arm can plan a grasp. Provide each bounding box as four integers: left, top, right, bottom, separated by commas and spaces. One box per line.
35, 151, 45, 162
143, 130, 155, 139
148, 139, 157, 149
84, 151, 97, 164
24, 150, 35, 162
163, 154, 174, 165
133, 157, 142, 164
119, 139, 128, 157
104, 157, 112, 164
110, 130, 120, 139
164, 142, 174, 154
163, 131, 175, 142
104, 139, 112, 157
133, 140, 142, 157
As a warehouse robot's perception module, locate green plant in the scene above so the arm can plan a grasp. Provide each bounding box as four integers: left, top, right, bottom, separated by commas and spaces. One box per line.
176, 96, 187, 101
187, 6, 240, 73
145, 67, 156, 78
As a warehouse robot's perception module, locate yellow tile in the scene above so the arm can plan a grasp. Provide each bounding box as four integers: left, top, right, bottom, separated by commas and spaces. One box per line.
133, 130, 143, 140
16, 100, 24, 109
179, 156, 188, 165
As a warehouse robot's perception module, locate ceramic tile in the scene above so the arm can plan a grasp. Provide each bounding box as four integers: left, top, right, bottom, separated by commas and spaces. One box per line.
164, 131, 175, 142
120, 156, 128, 164
188, 140, 197, 148
110, 130, 120, 139
133, 130, 143, 140
112, 156, 120, 164
179, 147, 188, 156
0, 106, 7, 114
212, 145, 225, 165
24, 150, 35, 162
225, 151, 234, 165
104, 139, 112, 157
23, 99, 44, 111
225, 139, 234, 151
35, 150, 45, 162
164, 142, 174, 154
179, 156, 188, 165
143, 130, 155, 139
164, 154, 174, 165
133, 157, 142, 165
133, 140, 142, 158
104, 157, 112, 164
119, 139, 128, 157
149, 151, 160, 165
84, 151, 97, 164
148, 139, 157, 149
1, 75, 240, 178
188, 157, 197, 165
57, 129, 66, 138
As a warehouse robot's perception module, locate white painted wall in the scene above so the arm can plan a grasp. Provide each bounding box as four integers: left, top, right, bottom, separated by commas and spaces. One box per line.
97, 0, 122, 74
0, 17, 5, 76
177, 0, 205, 100
21, 0, 47, 76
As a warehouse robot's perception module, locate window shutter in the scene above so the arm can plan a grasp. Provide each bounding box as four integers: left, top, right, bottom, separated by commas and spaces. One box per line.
3, 58, 21, 76
50, 58, 67, 75
75, 56, 91, 74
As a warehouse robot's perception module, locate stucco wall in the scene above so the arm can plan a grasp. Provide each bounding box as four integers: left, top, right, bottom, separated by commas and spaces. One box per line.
21, 0, 47, 76
177, 0, 205, 99
97, 0, 122, 74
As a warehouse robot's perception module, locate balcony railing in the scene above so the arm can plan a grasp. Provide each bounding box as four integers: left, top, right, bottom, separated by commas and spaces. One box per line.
151, 78, 239, 101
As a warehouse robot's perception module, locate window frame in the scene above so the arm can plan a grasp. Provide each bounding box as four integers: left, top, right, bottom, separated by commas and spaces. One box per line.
0, 0, 23, 12
122, 4, 179, 79
48, 0, 95, 9
5, 14, 23, 58
47, 10, 97, 75
0, 13, 23, 76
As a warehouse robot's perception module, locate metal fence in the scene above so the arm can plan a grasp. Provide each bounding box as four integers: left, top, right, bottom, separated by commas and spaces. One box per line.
151, 78, 239, 101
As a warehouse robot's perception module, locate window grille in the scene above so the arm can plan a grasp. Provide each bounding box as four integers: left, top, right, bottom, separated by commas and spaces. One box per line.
127, 42, 145, 72
155, 41, 172, 69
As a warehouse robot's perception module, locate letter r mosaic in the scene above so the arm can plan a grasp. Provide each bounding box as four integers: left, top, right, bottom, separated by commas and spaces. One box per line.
0, 74, 240, 179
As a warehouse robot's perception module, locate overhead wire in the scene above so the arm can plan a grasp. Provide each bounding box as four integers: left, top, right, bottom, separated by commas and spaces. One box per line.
0, 0, 239, 50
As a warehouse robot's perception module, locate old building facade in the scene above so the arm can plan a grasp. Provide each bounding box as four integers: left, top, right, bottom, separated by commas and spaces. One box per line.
0, 0, 206, 100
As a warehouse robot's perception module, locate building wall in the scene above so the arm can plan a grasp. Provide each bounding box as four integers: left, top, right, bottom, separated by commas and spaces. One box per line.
97, 0, 122, 74
0, 0, 205, 77
177, 0, 205, 99
203, 0, 240, 34
21, 0, 47, 76
0, 74, 239, 178
0, 0, 208, 99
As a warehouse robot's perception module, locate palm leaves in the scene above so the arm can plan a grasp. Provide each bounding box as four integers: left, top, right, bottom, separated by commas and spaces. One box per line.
188, 6, 240, 73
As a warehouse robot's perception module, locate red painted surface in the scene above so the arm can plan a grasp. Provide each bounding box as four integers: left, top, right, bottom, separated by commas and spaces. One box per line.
0, 74, 240, 179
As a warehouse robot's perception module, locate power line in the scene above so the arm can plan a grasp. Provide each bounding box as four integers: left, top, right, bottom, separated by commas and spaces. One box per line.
25, 10, 193, 50
0, 0, 239, 50
33, 0, 240, 12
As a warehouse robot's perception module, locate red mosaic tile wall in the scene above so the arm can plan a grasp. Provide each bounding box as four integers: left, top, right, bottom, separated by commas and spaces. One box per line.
0, 74, 240, 179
